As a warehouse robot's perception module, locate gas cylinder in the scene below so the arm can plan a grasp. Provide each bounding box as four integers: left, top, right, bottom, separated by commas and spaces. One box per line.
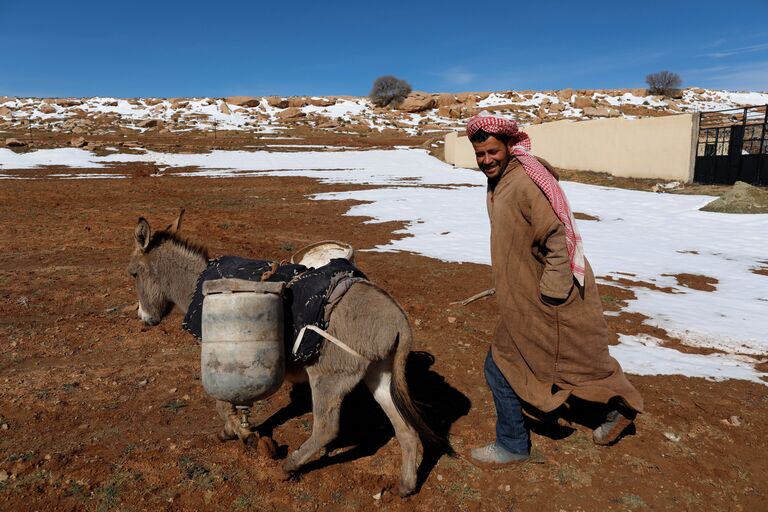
200, 278, 285, 406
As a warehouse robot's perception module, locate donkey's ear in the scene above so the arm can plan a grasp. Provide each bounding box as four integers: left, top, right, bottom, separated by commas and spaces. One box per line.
135, 217, 151, 252
166, 208, 185, 234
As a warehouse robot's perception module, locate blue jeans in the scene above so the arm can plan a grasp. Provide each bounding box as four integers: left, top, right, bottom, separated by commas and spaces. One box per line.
484, 350, 530, 454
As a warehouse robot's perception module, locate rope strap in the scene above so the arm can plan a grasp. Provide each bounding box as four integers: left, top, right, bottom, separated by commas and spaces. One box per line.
292, 325, 367, 360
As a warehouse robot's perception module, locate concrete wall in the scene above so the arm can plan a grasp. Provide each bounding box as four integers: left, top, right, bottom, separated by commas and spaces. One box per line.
444, 113, 699, 182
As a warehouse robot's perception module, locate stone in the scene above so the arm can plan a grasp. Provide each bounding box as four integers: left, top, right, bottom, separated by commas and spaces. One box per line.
70, 137, 87, 148
137, 119, 163, 128
582, 106, 616, 117
276, 107, 305, 120
267, 96, 290, 108
55, 98, 82, 107
307, 97, 335, 107
397, 91, 435, 113
288, 97, 309, 108
629, 88, 648, 97
316, 119, 339, 129
573, 96, 594, 109
38, 103, 56, 114
438, 105, 463, 119
548, 103, 565, 112
436, 93, 458, 107
218, 102, 232, 115
225, 96, 260, 108
557, 89, 574, 101
145, 98, 164, 106
5, 138, 26, 147
0, 106, 12, 118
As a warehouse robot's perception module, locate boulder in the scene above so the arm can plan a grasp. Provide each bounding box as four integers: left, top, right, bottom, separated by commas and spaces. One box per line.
343, 123, 371, 133
137, 119, 163, 128
436, 93, 458, 107
0, 106, 12, 118
288, 97, 309, 108
307, 97, 335, 107
397, 91, 435, 113
573, 96, 594, 109
267, 96, 290, 108
55, 98, 82, 107
225, 96, 260, 108
548, 103, 565, 112
5, 138, 26, 147
629, 88, 647, 97
145, 98, 164, 106
316, 119, 340, 129
437, 105, 463, 119
276, 107, 305, 120
38, 103, 56, 114
170, 99, 189, 108
70, 137, 87, 148
218, 102, 232, 115
582, 106, 618, 117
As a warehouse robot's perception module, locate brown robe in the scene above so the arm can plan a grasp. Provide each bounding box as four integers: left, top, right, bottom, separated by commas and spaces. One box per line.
487, 157, 643, 414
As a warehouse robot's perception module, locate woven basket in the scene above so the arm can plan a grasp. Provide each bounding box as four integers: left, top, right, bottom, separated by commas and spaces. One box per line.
290, 240, 355, 269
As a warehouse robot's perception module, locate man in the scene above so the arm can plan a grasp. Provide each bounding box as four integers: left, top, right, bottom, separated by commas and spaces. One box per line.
467, 111, 644, 466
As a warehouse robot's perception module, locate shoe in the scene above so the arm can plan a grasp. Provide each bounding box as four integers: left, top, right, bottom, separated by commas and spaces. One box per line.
593, 409, 635, 445
470, 442, 529, 468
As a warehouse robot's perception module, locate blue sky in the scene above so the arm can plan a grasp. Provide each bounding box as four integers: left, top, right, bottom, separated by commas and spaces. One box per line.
2, 0, 767, 97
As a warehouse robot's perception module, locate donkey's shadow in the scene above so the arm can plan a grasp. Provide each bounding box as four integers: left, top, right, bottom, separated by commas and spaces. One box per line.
256, 351, 470, 489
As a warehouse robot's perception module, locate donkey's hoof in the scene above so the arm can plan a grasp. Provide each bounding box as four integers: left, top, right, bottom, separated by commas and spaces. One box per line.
281, 466, 301, 482
282, 453, 301, 475
217, 429, 237, 442
397, 480, 416, 497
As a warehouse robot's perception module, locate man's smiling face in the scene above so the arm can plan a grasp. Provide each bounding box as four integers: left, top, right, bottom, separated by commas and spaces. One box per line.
472, 135, 513, 180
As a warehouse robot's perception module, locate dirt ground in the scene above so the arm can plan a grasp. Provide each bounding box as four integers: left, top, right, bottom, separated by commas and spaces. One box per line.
1, 129, 767, 511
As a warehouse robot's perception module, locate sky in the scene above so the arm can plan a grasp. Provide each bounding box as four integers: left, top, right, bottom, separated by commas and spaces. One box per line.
2, 0, 768, 97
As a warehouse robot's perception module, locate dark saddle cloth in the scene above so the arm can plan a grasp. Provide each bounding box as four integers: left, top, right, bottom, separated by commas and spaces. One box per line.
182, 256, 366, 362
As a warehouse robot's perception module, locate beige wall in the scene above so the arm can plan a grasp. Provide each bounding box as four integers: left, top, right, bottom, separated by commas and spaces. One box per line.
444, 114, 699, 182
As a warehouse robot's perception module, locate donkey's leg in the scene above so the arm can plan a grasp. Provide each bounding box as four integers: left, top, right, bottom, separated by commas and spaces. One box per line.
364, 358, 420, 497
283, 368, 363, 474
215, 400, 256, 444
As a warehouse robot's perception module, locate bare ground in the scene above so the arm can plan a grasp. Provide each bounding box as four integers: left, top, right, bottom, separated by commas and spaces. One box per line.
1, 129, 766, 511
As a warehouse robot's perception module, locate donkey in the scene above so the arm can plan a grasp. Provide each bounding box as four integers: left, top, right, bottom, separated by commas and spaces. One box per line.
127, 210, 437, 496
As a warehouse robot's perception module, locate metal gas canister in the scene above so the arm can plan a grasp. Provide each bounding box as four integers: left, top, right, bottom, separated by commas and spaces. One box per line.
201, 278, 285, 406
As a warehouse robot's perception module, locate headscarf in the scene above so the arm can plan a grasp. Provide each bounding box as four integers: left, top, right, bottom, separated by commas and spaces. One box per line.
467, 111, 585, 286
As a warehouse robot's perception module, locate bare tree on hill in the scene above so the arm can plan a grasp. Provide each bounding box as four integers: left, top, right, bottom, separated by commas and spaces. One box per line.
646, 71, 683, 97
369, 75, 412, 108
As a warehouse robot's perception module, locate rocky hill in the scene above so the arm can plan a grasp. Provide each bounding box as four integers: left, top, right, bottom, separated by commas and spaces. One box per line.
1, 88, 767, 140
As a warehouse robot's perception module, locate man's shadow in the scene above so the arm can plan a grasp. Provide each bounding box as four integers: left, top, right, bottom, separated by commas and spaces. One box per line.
255, 351, 470, 490
524, 395, 636, 441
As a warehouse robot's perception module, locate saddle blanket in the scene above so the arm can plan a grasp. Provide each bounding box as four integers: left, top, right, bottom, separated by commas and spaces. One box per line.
182, 255, 367, 361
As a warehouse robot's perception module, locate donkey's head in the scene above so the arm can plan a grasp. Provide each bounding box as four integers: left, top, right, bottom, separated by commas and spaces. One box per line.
127, 209, 187, 325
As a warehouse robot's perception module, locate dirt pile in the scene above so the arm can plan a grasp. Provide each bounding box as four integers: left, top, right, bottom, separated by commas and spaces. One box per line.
700, 181, 768, 213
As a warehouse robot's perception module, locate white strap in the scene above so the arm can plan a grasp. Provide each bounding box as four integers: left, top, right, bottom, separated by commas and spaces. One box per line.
292, 325, 367, 360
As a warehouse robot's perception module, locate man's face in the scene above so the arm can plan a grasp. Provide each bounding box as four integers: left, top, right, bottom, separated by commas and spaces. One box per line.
472, 135, 513, 180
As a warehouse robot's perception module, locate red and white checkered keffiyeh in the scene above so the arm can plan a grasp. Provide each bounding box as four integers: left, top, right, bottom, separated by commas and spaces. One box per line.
467, 111, 585, 286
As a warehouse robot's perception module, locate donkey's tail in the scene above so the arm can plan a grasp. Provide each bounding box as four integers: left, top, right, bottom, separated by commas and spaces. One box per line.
391, 319, 453, 455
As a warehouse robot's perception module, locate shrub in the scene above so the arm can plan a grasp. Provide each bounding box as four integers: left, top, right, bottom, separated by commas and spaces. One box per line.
645, 71, 682, 97
369, 75, 412, 107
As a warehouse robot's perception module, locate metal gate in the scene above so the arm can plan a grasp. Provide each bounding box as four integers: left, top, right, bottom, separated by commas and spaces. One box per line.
694, 105, 768, 186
